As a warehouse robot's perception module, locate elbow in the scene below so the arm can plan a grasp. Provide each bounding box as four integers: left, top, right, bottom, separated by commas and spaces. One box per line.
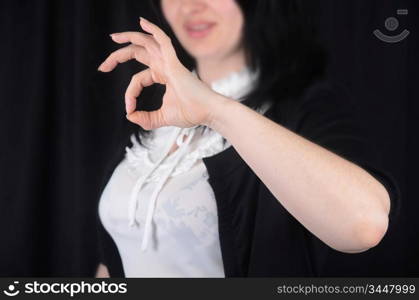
339, 204, 389, 254
341, 182, 391, 254
351, 213, 389, 253
327, 211, 389, 254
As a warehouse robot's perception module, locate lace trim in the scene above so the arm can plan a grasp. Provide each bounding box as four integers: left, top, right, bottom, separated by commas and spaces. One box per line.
125, 128, 230, 183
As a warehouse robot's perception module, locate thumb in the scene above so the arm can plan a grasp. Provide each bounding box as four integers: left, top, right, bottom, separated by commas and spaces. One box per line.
126, 109, 166, 130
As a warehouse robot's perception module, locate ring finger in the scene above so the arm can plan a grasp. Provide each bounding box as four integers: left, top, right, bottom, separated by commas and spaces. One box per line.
98, 44, 150, 72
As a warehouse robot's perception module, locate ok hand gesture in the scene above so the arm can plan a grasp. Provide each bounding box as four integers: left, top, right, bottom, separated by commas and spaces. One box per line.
98, 17, 225, 130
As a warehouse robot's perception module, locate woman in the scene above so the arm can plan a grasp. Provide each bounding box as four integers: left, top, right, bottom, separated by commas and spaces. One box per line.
95, 0, 399, 277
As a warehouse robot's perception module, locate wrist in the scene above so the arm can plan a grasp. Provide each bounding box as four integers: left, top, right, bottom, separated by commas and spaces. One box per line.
204, 94, 241, 133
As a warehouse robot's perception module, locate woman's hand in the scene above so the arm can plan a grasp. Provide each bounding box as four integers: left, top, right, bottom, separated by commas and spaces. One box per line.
98, 17, 225, 130
95, 263, 110, 278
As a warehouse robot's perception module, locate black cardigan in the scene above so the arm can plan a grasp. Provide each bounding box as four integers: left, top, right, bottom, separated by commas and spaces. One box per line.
96, 80, 400, 277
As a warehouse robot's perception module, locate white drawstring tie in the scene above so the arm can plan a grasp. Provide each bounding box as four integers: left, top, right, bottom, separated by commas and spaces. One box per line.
127, 126, 197, 251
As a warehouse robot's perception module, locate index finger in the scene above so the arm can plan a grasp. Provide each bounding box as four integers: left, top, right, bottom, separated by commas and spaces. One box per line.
125, 68, 154, 114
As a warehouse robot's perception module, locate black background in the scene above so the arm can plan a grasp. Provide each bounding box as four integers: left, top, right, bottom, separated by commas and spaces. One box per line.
0, 0, 417, 276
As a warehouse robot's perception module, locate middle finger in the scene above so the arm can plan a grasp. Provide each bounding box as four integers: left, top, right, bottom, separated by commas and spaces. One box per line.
110, 31, 160, 54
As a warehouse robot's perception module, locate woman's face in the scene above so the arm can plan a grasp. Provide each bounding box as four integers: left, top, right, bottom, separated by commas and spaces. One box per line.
161, 0, 244, 61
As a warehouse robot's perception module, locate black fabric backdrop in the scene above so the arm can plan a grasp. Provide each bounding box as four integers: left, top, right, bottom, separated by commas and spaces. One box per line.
0, 0, 417, 276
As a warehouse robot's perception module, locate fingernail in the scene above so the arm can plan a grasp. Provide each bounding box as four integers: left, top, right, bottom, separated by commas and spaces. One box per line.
139, 17, 150, 26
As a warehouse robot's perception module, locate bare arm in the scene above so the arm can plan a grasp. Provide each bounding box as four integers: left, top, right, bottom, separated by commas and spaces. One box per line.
206, 98, 390, 253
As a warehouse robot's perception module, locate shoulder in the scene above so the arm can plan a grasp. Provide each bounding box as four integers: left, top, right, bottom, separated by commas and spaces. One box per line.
297, 79, 355, 115
266, 78, 358, 131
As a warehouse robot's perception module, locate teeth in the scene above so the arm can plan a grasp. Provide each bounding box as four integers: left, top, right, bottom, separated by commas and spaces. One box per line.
190, 24, 210, 31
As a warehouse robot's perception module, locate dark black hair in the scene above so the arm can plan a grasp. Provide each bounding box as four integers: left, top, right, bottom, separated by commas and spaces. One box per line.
133, 0, 327, 142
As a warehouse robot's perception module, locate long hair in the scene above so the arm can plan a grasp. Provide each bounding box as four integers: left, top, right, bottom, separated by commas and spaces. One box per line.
133, 0, 327, 141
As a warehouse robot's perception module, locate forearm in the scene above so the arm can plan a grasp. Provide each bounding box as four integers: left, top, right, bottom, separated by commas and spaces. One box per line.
207, 97, 390, 253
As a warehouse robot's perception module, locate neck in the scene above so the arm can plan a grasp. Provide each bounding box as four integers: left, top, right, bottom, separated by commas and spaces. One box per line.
196, 48, 247, 85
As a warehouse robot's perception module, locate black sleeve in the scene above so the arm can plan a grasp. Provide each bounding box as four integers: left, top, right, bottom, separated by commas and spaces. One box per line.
286, 80, 401, 276
96, 208, 107, 266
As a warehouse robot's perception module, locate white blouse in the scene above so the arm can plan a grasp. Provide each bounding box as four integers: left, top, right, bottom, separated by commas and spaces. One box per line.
98, 67, 263, 277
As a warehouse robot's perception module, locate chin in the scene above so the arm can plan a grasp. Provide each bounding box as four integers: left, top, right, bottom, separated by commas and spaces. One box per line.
184, 44, 227, 61
190, 50, 221, 60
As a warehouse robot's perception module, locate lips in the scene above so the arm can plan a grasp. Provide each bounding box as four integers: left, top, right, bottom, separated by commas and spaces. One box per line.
184, 21, 216, 39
